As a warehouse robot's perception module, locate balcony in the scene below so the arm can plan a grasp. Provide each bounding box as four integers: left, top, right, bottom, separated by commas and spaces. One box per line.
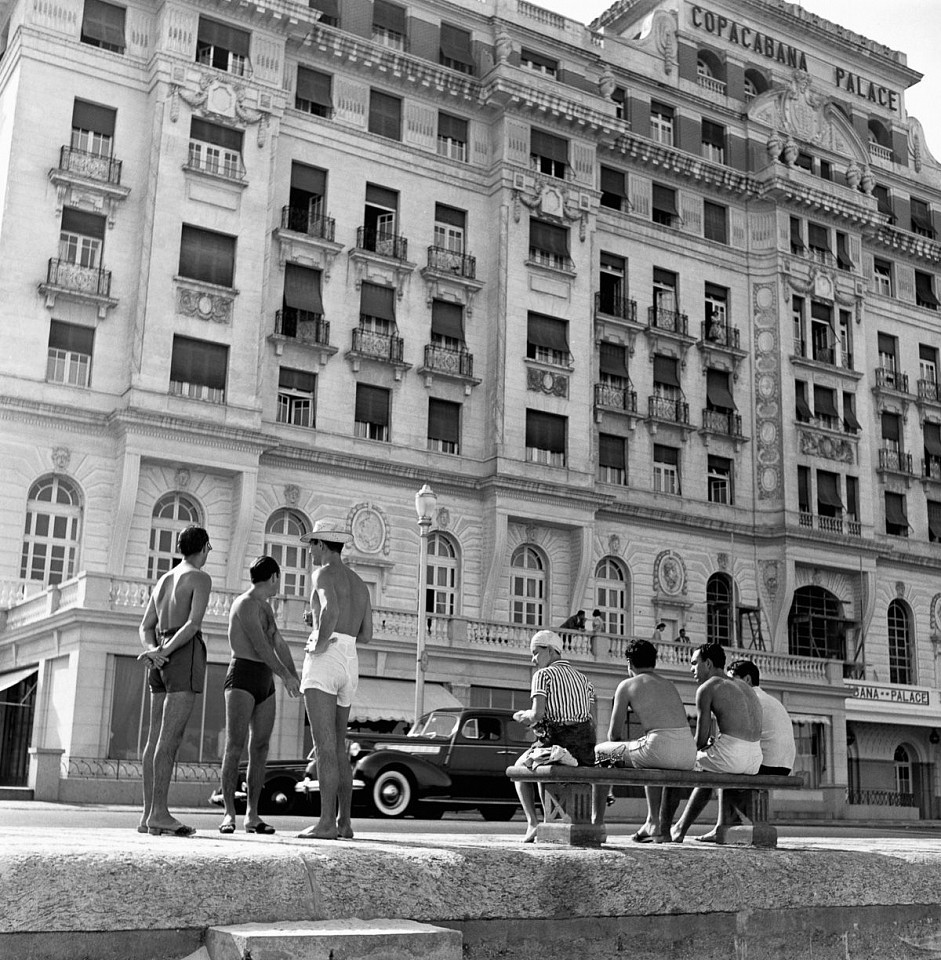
878, 447, 914, 477
594, 292, 640, 350
872, 367, 912, 419
923, 456, 941, 483
48, 148, 130, 231
426, 246, 475, 280
418, 343, 480, 392
526, 248, 575, 275
647, 395, 689, 425
698, 320, 746, 378
349, 229, 416, 298
274, 206, 343, 281
38, 258, 117, 319
701, 408, 744, 439
595, 292, 637, 324
184, 142, 246, 184
594, 383, 639, 429
347, 326, 410, 380
57, 146, 122, 185
874, 367, 909, 393
697, 75, 727, 95
281, 206, 336, 242
420, 247, 484, 315
798, 512, 863, 537
357, 227, 408, 261
269, 308, 337, 365
868, 141, 894, 164
647, 306, 689, 336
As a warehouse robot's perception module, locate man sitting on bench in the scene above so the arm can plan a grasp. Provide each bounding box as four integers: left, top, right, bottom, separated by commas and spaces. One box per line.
594, 638, 695, 842
661, 642, 762, 843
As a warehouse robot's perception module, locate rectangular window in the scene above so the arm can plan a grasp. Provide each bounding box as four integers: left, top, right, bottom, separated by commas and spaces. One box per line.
873, 258, 893, 296
836, 232, 854, 271
308, 0, 340, 28
196, 16, 250, 76
816, 470, 843, 518
295, 66, 333, 117
598, 433, 627, 485
704, 283, 728, 341
528, 218, 570, 270
431, 299, 465, 350
427, 398, 461, 454
437, 112, 468, 162
527, 311, 569, 367
911, 197, 934, 238
703, 201, 728, 244
810, 301, 834, 364
598, 252, 626, 316
354, 383, 391, 441
842, 391, 860, 433
47, 320, 93, 388
708, 455, 732, 504
521, 49, 557, 77
283, 262, 324, 321
372, 0, 406, 49
792, 296, 805, 356
288, 161, 327, 233
874, 184, 895, 223
838, 309, 853, 370
846, 476, 859, 521
188, 118, 243, 179
530, 128, 568, 179
71, 99, 115, 157
439, 22, 474, 74
797, 465, 810, 514
885, 491, 909, 537
526, 410, 566, 467
916, 271, 940, 311
653, 443, 679, 495
814, 384, 839, 430
368, 90, 402, 140
652, 268, 678, 325
179, 225, 236, 288
881, 411, 902, 454
359, 281, 396, 329
612, 86, 626, 120
277, 367, 316, 428
790, 217, 805, 254
600, 166, 627, 211
929, 500, 941, 543
81, 0, 125, 53
434, 203, 465, 254
59, 207, 105, 268
170, 335, 228, 403
599, 341, 628, 388
652, 183, 678, 227
807, 221, 831, 262
650, 101, 674, 146
701, 119, 725, 163
795, 381, 812, 422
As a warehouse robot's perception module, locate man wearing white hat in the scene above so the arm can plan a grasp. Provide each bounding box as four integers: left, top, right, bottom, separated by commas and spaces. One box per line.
513, 629, 596, 842
296, 519, 373, 840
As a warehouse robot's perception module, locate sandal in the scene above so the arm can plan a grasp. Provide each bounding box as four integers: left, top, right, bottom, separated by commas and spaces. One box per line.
245, 821, 276, 835
218, 821, 236, 835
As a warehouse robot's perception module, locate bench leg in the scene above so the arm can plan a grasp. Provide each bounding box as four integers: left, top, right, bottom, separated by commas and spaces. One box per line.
715, 789, 777, 849
535, 782, 606, 847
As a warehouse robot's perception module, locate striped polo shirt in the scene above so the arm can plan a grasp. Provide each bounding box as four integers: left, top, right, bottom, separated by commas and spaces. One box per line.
531, 659, 594, 723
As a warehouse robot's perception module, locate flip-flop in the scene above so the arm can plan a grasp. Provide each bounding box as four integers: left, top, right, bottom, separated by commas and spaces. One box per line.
296, 827, 337, 840
631, 830, 659, 843
245, 821, 276, 835
693, 834, 717, 844
148, 824, 196, 837
218, 822, 236, 835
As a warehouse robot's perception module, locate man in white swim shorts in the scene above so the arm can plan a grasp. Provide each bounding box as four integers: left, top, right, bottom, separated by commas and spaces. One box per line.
661, 642, 762, 842
297, 519, 372, 840
594, 638, 695, 841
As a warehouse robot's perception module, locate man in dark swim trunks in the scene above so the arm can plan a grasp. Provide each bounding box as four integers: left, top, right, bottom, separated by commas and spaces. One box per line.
219, 556, 301, 835
138, 525, 212, 836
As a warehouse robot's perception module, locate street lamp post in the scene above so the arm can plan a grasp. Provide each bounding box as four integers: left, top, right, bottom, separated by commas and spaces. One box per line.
414, 483, 437, 724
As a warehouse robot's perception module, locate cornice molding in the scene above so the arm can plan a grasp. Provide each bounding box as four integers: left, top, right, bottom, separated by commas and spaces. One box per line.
873, 226, 941, 266
108, 409, 280, 456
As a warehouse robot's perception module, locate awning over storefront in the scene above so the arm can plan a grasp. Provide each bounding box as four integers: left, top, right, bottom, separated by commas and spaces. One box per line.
349, 678, 461, 723
789, 713, 831, 726
0, 667, 37, 695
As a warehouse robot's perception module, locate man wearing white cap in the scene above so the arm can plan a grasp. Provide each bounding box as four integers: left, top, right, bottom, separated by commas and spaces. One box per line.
296, 519, 372, 840
513, 629, 596, 842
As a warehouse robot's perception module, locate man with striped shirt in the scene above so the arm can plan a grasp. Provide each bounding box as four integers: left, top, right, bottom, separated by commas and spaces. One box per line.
513, 630, 596, 842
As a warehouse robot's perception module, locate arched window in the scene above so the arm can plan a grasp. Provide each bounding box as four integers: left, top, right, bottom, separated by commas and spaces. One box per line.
888, 599, 914, 685
787, 586, 845, 659
696, 50, 725, 92
147, 493, 202, 580
510, 545, 545, 627
20, 475, 83, 586
265, 509, 310, 598
743, 69, 768, 101
894, 744, 912, 797
868, 119, 891, 148
706, 573, 733, 647
594, 557, 627, 635
696, 57, 714, 79
425, 532, 459, 616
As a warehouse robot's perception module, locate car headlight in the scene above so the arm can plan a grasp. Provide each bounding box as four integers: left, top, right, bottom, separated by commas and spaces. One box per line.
348, 741, 361, 759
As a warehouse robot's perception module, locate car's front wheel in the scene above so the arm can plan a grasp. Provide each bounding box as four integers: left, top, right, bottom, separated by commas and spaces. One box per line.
259, 778, 299, 815
370, 768, 414, 818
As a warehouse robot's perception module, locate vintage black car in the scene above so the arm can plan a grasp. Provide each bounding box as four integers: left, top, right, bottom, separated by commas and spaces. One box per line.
209, 707, 532, 819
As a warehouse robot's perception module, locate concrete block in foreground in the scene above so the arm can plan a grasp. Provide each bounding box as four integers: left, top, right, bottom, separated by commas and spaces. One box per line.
205, 919, 462, 960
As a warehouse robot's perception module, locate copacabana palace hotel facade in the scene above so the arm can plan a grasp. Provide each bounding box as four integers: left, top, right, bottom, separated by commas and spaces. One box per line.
1, 0, 941, 819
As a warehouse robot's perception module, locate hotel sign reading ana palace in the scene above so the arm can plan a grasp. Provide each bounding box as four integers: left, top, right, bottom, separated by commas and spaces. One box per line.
689, 5, 900, 112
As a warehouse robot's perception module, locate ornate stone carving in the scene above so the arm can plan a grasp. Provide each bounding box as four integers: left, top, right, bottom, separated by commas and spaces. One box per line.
598, 69, 616, 99
283, 484, 300, 506
716, 553, 729, 572
495, 31, 512, 63
526, 367, 569, 397
347, 503, 390, 556
51, 447, 71, 472
437, 507, 450, 531
608, 534, 621, 555
654, 550, 686, 597
760, 561, 779, 601
525, 524, 538, 542
753, 283, 782, 500
177, 286, 233, 324
896, 581, 906, 598
798, 430, 855, 464
171, 74, 269, 146
930, 593, 941, 634
174, 468, 191, 489
513, 180, 588, 241
652, 10, 677, 76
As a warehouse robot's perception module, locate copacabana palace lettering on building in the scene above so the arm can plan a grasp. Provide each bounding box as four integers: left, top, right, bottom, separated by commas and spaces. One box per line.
689, 5, 808, 71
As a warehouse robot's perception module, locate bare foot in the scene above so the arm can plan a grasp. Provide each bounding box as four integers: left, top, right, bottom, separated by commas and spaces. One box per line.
296, 825, 339, 840
522, 824, 538, 843
694, 830, 717, 843
669, 825, 685, 843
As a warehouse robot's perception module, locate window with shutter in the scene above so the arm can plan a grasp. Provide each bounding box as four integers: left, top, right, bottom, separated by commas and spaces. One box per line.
652, 183, 678, 226
530, 128, 568, 179
439, 22, 474, 74
47, 321, 94, 387
528, 219, 571, 270
188, 118, 244, 179
368, 90, 402, 141
196, 16, 251, 76
354, 383, 391, 440
527, 312, 570, 366
308, 0, 340, 28
598, 433, 626, 484
296, 67, 333, 117
372, 0, 406, 49
703, 201, 727, 244
521, 49, 558, 77
653, 443, 680, 495
600, 166, 627, 211
81, 0, 125, 53
427, 398, 461, 454
525, 410, 566, 466
71, 99, 116, 157
170, 335, 228, 403
179, 225, 236, 288
277, 367, 316, 428
437, 112, 468, 162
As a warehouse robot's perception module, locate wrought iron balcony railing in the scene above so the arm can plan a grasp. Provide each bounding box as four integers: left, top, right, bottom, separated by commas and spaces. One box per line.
281, 206, 336, 241
58, 145, 123, 184
700, 321, 740, 349
918, 379, 940, 402
647, 395, 689, 424
923, 456, 941, 480
352, 327, 404, 363
879, 448, 914, 474
875, 367, 909, 392
701, 408, 743, 437
45, 258, 112, 297
357, 227, 408, 261
423, 343, 473, 378
594, 292, 637, 322
594, 382, 637, 412
275, 308, 329, 345
647, 306, 689, 336
426, 246, 476, 279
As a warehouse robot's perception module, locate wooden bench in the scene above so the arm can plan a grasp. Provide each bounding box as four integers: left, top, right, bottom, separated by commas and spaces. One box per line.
506, 764, 805, 848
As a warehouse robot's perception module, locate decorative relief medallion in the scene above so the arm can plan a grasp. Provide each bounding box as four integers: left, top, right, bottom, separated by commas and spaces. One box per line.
283, 484, 300, 506
753, 282, 782, 500
51, 446, 71, 472
896, 581, 906, 598
513, 180, 588, 241
654, 550, 686, 597
525, 523, 538, 542
526, 367, 568, 397
930, 593, 941, 633
759, 560, 779, 601
716, 553, 729, 572
348, 503, 390, 555
174, 467, 191, 489
798, 430, 855, 464
177, 287, 232, 324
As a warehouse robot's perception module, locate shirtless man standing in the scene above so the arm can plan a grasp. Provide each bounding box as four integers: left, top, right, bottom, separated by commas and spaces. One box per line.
219, 556, 302, 835
138, 525, 212, 836
661, 642, 762, 842
594, 638, 695, 841
296, 520, 372, 840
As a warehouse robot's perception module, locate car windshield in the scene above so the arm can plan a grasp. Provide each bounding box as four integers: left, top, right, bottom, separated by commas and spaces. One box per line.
409, 712, 459, 738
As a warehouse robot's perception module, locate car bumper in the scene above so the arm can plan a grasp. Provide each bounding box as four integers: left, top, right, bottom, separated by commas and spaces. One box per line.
296, 778, 366, 794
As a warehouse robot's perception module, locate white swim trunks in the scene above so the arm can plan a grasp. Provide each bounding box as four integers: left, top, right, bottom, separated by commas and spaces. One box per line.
595, 727, 696, 771
694, 733, 762, 775
301, 633, 358, 707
